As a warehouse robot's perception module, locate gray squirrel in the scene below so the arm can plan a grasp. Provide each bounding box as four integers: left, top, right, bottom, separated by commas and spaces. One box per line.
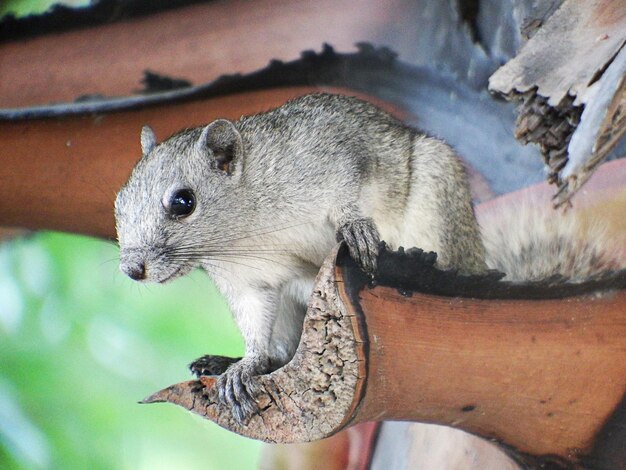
115, 93, 620, 422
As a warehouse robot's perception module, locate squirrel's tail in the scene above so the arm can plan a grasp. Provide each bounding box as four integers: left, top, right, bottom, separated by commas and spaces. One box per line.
479, 199, 626, 283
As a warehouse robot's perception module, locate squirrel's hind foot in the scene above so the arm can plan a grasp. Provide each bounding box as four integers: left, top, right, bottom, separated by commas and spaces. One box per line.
215, 355, 268, 424
190, 354, 267, 423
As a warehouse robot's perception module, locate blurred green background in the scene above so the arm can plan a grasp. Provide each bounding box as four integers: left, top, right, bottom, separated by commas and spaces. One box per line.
2, 2, 262, 468
0, 233, 262, 469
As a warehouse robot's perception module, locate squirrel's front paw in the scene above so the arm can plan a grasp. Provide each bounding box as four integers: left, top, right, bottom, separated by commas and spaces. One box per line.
189, 355, 241, 377
337, 218, 380, 274
216, 356, 268, 424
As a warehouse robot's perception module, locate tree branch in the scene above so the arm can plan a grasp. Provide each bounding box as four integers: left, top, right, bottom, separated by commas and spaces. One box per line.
144, 238, 626, 467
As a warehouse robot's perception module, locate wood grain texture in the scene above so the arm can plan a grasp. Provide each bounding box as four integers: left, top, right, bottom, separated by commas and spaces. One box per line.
353, 283, 626, 458
489, 0, 626, 107
142, 243, 366, 443
143, 239, 626, 466
488, 0, 626, 205
0, 0, 422, 108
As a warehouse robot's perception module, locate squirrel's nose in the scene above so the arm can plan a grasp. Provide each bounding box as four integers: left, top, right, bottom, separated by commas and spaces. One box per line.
121, 261, 146, 281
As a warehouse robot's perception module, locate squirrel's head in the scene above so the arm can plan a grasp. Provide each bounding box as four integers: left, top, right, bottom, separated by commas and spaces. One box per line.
114, 120, 244, 283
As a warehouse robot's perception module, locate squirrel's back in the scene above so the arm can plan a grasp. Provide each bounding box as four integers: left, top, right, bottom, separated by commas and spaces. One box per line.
236, 94, 412, 173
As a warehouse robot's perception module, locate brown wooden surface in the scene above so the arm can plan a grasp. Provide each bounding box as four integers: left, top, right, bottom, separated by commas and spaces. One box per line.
145, 238, 626, 464
351, 161, 626, 464
351, 284, 626, 459
4, 1, 624, 466
0, 0, 423, 109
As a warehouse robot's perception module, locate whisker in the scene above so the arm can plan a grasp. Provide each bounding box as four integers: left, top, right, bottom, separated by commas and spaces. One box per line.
167, 247, 290, 258
171, 244, 292, 251
222, 221, 314, 244
163, 243, 292, 256
169, 251, 293, 269
162, 220, 316, 253
216, 253, 294, 269
172, 254, 264, 272
200, 261, 237, 288
170, 248, 291, 257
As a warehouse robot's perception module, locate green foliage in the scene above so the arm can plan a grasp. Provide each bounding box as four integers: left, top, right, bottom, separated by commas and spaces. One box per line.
0, 0, 90, 19
0, 232, 261, 469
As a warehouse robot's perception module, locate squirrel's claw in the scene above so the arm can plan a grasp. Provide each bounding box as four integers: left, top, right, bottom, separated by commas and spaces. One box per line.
189, 354, 241, 377
215, 356, 268, 424
337, 217, 380, 274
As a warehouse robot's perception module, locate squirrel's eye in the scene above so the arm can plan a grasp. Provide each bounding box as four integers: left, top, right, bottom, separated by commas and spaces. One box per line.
169, 189, 195, 218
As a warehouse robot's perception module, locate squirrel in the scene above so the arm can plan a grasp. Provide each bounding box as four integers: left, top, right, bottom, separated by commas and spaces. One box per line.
114, 93, 621, 423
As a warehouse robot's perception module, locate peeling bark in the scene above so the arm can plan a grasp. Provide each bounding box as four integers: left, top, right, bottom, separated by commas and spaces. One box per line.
140, 160, 626, 468
514, 91, 582, 185
489, 0, 626, 205
143, 247, 365, 443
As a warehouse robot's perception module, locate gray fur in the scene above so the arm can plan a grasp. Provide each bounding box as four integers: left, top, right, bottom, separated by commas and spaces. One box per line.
140, 125, 157, 155
114, 93, 489, 421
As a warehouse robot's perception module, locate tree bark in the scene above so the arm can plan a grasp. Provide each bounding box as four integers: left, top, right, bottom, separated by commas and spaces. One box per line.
488, 0, 626, 206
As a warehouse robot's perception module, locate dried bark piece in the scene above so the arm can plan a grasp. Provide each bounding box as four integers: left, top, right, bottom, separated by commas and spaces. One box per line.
558, 48, 626, 205
489, 0, 625, 106
513, 91, 582, 185
489, 0, 626, 204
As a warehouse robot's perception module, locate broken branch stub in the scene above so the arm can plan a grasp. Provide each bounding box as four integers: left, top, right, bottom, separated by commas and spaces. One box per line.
488, 0, 626, 205
142, 243, 366, 443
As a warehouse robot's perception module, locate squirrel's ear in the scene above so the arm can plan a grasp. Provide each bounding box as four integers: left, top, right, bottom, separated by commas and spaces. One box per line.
196, 119, 243, 175
140, 125, 157, 155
